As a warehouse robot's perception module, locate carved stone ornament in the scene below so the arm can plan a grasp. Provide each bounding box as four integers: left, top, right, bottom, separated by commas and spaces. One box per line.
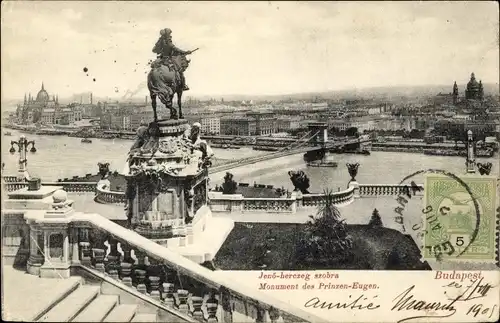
130, 162, 179, 179
158, 138, 179, 154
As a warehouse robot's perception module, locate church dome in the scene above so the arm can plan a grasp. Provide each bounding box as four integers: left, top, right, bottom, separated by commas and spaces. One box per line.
467, 73, 480, 90
36, 83, 49, 102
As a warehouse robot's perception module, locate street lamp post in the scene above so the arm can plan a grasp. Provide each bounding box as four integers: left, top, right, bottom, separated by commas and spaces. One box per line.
9, 135, 37, 180
465, 130, 476, 174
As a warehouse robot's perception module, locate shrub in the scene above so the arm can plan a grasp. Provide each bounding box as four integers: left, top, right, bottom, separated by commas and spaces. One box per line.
369, 208, 383, 227
294, 189, 354, 268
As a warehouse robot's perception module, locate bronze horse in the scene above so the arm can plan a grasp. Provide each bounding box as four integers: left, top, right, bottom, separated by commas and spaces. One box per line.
147, 54, 190, 121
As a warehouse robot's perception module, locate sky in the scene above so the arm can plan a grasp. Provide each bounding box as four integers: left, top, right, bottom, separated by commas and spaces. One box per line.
1, 1, 499, 100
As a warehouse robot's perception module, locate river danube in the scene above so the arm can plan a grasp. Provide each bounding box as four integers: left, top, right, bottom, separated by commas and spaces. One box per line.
2, 130, 498, 191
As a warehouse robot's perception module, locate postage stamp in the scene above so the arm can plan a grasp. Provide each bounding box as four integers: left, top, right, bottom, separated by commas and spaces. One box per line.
423, 174, 497, 261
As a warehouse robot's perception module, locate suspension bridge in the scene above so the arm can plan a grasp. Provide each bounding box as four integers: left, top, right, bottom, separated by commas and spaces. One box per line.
210, 129, 371, 174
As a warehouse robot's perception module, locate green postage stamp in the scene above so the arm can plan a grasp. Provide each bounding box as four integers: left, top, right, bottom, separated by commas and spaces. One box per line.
423, 174, 498, 261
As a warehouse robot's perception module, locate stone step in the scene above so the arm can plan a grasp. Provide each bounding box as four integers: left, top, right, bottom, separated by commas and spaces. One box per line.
131, 313, 158, 322
103, 304, 138, 322
72, 294, 118, 322
39, 285, 100, 322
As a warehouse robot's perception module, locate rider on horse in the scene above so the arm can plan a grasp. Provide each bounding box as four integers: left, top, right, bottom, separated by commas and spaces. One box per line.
152, 28, 190, 91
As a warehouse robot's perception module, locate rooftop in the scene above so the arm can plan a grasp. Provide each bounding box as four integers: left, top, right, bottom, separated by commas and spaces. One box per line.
220, 116, 256, 121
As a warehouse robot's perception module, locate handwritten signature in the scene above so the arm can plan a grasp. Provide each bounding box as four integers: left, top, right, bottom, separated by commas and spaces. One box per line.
302, 278, 495, 322
393, 278, 494, 323
304, 295, 380, 310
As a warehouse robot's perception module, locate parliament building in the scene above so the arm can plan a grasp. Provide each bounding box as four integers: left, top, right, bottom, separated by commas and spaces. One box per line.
16, 83, 82, 125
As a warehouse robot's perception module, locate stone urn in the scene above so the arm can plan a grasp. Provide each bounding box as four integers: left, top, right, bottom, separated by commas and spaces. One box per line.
346, 163, 360, 183
27, 177, 41, 191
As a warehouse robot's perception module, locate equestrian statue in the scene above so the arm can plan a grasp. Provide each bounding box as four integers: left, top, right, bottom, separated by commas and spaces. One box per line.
148, 28, 198, 121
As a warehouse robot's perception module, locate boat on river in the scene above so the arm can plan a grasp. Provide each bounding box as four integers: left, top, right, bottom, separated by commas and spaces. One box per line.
4, 131, 12, 136
306, 160, 338, 168
81, 138, 92, 143
329, 148, 371, 155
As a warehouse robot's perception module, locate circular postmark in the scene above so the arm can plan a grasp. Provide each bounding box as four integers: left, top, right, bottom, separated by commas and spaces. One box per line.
393, 168, 481, 260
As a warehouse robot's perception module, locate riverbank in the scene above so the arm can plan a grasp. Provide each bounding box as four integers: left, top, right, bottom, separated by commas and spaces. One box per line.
371, 146, 495, 157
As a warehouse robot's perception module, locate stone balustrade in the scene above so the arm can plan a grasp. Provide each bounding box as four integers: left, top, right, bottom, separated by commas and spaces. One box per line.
3, 175, 425, 208
2, 182, 28, 192
359, 184, 424, 197
2, 181, 97, 193
242, 198, 296, 213
27, 212, 322, 323
300, 187, 355, 207
2, 175, 20, 183
208, 186, 356, 214
94, 185, 127, 204
209, 192, 300, 213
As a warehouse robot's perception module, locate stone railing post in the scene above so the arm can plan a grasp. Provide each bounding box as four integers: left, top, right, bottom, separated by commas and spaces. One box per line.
348, 181, 360, 198
27, 225, 44, 276
220, 288, 233, 323
289, 192, 298, 213
294, 191, 303, 210
33, 189, 75, 278
106, 235, 121, 279
268, 307, 282, 323
78, 227, 92, 266
69, 226, 80, 265
186, 224, 194, 245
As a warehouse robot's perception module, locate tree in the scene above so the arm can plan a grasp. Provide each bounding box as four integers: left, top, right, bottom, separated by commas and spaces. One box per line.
295, 189, 354, 268
222, 172, 238, 194
368, 208, 383, 227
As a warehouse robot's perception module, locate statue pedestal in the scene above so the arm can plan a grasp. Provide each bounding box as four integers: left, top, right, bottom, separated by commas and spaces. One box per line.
124, 119, 233, 262
126, 119, 213, 246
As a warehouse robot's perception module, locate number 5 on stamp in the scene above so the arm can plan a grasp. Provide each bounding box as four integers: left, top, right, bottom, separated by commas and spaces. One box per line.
423, 174, 497, 261
450, 234, 470, 249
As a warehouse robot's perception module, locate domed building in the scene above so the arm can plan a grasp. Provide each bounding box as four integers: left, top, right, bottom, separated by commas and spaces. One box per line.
465, 73, 484, 101
16, 83, 75, 124
35, 83, 50, 103
446, 73, 485, 109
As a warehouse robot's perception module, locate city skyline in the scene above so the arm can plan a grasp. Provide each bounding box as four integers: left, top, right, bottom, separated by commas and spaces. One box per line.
1, 1, 499, 100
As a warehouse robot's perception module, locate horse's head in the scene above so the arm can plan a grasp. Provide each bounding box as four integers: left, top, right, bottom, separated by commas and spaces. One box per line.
172, 55, 190, 72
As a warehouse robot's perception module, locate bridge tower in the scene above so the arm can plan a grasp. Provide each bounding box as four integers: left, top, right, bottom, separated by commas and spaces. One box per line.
123, 119, 213, 248
308, 122, 329, 146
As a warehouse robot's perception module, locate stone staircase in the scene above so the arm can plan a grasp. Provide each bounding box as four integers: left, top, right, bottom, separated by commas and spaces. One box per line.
34, 277, 176, 322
